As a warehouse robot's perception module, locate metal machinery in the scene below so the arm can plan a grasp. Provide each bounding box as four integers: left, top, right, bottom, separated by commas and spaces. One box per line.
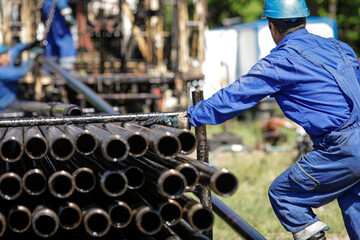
0, 0, 266, 239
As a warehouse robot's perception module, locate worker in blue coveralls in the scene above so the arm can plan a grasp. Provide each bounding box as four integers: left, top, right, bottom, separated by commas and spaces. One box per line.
174, 0, 360, 239
42, 0, 76, 72
0, 43, 44, 109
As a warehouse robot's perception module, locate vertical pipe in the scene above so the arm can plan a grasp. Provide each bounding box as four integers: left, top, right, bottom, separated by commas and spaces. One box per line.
192, 90, 212, 239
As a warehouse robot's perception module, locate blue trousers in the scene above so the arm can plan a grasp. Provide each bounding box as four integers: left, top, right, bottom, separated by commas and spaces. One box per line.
269, 122, 360, 240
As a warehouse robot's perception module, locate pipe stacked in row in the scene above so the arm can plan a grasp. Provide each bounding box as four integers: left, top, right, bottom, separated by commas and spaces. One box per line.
0, 120, 238, 239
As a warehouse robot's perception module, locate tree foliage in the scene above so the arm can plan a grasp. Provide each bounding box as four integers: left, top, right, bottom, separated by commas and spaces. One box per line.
207, 0, 360, 55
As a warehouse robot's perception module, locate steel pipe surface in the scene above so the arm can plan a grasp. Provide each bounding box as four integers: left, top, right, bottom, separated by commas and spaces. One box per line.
62, 125, 98, 156
0, 172, 23, 200
7, 205, 32, 233
108, 200, 133, 228
0, 212, 6, 237
22, 168, 47, 196
83, 208, 111, 238
72, 167, 96, 193
48, 170, 75, 199
58, 202, 82, 230
24, 126, 48, 159
32, 205, 59, 238
0, 127, 24, 162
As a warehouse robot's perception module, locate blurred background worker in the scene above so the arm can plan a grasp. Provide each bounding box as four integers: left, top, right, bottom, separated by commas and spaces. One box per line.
175, 0, 360, 239
0, 42, 44, 109
41, 0, 76, 72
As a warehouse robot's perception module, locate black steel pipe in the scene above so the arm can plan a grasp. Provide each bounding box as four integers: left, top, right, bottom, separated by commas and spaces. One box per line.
8, 101, 83, 117
83, 207, 111, 238
43, 57, 116, 114
0, 172, 23, 200
124, 123, 180, 159
0, 112, 183, 127
31, 205, 60, 238
150, 124, 197, 155
177, 155, 238, 197
211, 193, 266, 240
22, 168, 47, 196
154, 225, 181, 240
84, 124, 129, 162
7, 205, 32, 233
61, 125, 98, 156
178, 194, 214, 232
0, 127, 24, 162
39, 125, 75, 161
0, 212, 5, 237
121, 165, 145, 190
72, 167, 96, 193
58, 202, 83, 230
133, 206, 163, 236
108, 200, 133, 229
48, 170, 75, 199
171, 219, 211, 240
146, 152, 200, 191
126, 156, 186, 199
104, 123, 149, 157
24, 126, 48, 159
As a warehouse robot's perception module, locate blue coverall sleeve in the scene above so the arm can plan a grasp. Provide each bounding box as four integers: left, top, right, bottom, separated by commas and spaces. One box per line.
0, 59, 34, 82
187, 58, 281, 127
8, 43, 30, 67
56, 0, 71, 11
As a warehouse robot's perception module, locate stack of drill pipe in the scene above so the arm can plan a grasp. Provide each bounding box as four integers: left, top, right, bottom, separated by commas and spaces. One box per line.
0, 116, 240, 239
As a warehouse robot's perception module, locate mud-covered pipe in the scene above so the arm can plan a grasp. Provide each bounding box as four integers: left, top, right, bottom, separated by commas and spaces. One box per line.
150, 124, 197, 155
104, 123, 149, 157
124, 123, 180, 159
84, 124, 129, 162
31, 205, 59, 238
58, 202, 83, 230
7, 205, 32, 233
0, 127, 24, 162
0, 112, 183, 127
176, 155, 238, 197
24, 126, 48, 159
39, 125, 75, 161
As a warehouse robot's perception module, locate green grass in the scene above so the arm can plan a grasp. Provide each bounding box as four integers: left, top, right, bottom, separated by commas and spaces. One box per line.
203, 120, 349, 240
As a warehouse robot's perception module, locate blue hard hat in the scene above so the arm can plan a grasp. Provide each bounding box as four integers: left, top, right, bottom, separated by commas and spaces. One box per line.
263, 0, 310, 19
0, 44, 8, 55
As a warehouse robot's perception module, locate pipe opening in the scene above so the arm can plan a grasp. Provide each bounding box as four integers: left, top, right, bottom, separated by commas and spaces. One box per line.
178, 132, 196, 154
68, 108, 83, 116
158, 136, 179, 158
59, 207, 81, 229
0, 175, 21, 199
124, 167, 145, 189
162, 174, 185, 198
0, 216, 5, 237
76, 133, 97, 155
52, 138, 74, 160
8, 210, 31, 232
179, 167, 198, 189
34, 215, 57, 236
128, 135, 147, 156
86, 212, 110, 237
23, 171, 46, 195
138, 210, 162, 235
103, 172, 127, 196
1, 140, 22, 161
50, 174, 74, 198
73, 169, 96, 193
214, 172, 238, 197
160, 202, 182, 226
192, 208, 213, 231
109, 204, 132, 228
25, 137, 47, 159
106, 139, 127, 160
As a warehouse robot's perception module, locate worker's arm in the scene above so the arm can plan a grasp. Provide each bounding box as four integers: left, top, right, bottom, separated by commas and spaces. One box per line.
8, 42, 30, 67
57, 0, 75, 26
187, 57, 281, 127
0, 59, 35, 82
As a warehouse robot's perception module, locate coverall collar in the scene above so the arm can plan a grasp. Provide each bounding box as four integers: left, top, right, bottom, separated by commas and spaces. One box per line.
271, 28, 309, 52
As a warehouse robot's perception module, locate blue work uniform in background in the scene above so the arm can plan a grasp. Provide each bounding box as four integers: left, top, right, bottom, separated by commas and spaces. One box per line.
0, 43, 34, 109
188, 29, 360, 239
42, 0, 76, 72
